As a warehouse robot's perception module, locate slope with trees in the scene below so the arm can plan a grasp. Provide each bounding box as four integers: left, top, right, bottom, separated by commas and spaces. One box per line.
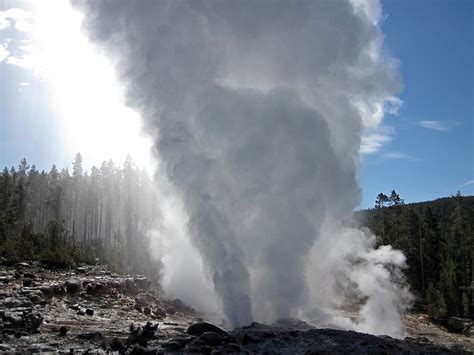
356, 191, 474, 321
0, 154, 160, 275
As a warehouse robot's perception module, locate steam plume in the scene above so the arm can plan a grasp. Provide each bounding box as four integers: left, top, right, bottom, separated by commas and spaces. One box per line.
74, 0, 411, 335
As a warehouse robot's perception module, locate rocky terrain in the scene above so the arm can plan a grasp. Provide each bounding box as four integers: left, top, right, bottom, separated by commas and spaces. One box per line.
0, 261, 471, 354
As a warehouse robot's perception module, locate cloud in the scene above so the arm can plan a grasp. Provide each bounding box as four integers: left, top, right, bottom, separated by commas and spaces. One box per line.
0, 43, 8, 61
381, 152, 420, 161
416, 120, 453, 131
0, 8, 33, 32
18, 82, 30, 91
353, 96, 403, 129
360, 134, 392, 154
460, 180, 474, 187
360, 126, 394, 154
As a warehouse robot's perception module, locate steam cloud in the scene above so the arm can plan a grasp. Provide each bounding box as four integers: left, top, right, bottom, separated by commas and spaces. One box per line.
75, 0, 412, 336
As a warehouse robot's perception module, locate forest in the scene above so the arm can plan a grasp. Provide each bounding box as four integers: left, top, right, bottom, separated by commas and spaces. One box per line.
0, 154, 160, 276
1, 156, 473, 322
357, 191, 474, 321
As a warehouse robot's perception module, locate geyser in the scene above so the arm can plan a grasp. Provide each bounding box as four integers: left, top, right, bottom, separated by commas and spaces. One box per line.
74, 0, 412, 335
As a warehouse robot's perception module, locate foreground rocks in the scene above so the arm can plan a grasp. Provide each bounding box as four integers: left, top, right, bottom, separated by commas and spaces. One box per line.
0, 261, 472, 353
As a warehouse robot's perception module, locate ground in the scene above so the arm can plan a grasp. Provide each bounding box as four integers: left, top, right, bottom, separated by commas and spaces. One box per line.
0, 261, 471, 353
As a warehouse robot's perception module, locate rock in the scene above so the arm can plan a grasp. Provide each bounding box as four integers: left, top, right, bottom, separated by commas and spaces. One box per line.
144, 293, 156, 303
28, 313, 43, 332
76, 267, 87, 274
86, 282, 107, 295
65, 279, 82, 293
53, 284, 66, 296
134, 303, 142, 313
14, 331, 22, 338
16, 262, 30, 268
85, 309, 94, 316
143, 306, 151, 315
109, 338, 124, 351
77, 332, 104, 342
39, 285, 54, 297
3, 311, 24, 326
77, 309, 86, 316
23, 279, 33, 287
0, 276, 12, 284
165, 306, 176, 315
135, 297, 148, 308
3, 297, 23, 307
0, 344, 11, 352
59, 326, 68, 336
200, 331, 224, 346
133, 277, 149, 289
447, 317, 472, 335
69, 304, 80, 311
162, 340, 183, 351
29, 295, 42, 304
126, 278, 138, 294
153, 306, 166, 318
187, 322, 228, 337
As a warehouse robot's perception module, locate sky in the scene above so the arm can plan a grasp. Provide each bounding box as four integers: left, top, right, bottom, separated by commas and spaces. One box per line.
0, 0, 472, 209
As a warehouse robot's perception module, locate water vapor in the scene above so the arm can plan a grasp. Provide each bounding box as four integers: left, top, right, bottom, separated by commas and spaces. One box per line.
74, 0, 410, 335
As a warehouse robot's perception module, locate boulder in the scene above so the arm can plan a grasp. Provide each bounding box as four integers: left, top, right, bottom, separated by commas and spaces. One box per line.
199, 331, 225, 346
187, 322, 228, 337
59, 326, 68, 336
65, 279, 82, 294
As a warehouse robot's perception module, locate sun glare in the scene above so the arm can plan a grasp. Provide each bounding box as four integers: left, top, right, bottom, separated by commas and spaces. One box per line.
27, 1, 154, 171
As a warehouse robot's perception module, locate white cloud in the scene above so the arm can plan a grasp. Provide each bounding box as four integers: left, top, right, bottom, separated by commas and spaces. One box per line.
381, 152, 420, 161
416, 120, 451, 131
360, 126, 394, 154
360, 134, 392, 154
353, 96, 403, 129
18, 82, 30, 91
0, 8, 33, 32
460, 180, 474, 187
0, 43, 9, 61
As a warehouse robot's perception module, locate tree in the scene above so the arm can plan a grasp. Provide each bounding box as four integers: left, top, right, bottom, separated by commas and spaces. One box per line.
375, 193, 389, 208
389, 190, 403, 206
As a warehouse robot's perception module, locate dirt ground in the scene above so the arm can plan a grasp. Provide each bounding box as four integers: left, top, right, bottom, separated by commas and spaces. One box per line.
0, 262, 471, 353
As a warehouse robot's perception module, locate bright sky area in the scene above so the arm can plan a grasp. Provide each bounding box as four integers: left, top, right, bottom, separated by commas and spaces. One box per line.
0, 0, 472, 209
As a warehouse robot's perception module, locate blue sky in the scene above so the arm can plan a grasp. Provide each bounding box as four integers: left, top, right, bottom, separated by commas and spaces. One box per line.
359, 0, 473, 208
0, 0, 472, 209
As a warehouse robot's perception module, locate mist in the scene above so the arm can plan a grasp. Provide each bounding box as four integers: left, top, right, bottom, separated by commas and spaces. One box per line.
73, 0, 411, 336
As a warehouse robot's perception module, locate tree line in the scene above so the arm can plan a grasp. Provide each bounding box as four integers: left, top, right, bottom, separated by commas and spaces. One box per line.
0, 154, 160, 274
357, 190, 474, 320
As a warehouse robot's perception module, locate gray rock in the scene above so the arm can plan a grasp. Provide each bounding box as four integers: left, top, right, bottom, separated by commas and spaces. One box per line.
59, 326, 68, 336
133, 277, 149, 289
65, 279, 82, 293
200, 331, 225, 346
162, 340, 183, 351
85, 308, 94, 316
187, 322, 228, 337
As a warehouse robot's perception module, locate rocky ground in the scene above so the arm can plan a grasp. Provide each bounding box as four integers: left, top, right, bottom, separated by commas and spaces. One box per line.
0, 262, 471, 354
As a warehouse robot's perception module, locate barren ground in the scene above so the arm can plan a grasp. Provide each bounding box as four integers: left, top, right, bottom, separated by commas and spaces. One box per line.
0, 262, 471, 353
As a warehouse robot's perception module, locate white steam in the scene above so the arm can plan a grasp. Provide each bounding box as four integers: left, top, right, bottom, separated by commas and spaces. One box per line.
74, 0, 411, 336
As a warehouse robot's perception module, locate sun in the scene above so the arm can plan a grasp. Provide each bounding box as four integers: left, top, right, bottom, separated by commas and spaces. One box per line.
23, 1, 155, 171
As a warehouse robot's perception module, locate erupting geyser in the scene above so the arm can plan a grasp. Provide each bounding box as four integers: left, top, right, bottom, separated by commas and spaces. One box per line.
75, 0, 412, 336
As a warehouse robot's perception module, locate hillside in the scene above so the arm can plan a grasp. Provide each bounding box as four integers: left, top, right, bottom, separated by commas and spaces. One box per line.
355, 193, 474, 321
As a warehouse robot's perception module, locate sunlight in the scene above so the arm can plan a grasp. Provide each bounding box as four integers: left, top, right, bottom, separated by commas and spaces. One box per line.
22, 1, 154, 170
